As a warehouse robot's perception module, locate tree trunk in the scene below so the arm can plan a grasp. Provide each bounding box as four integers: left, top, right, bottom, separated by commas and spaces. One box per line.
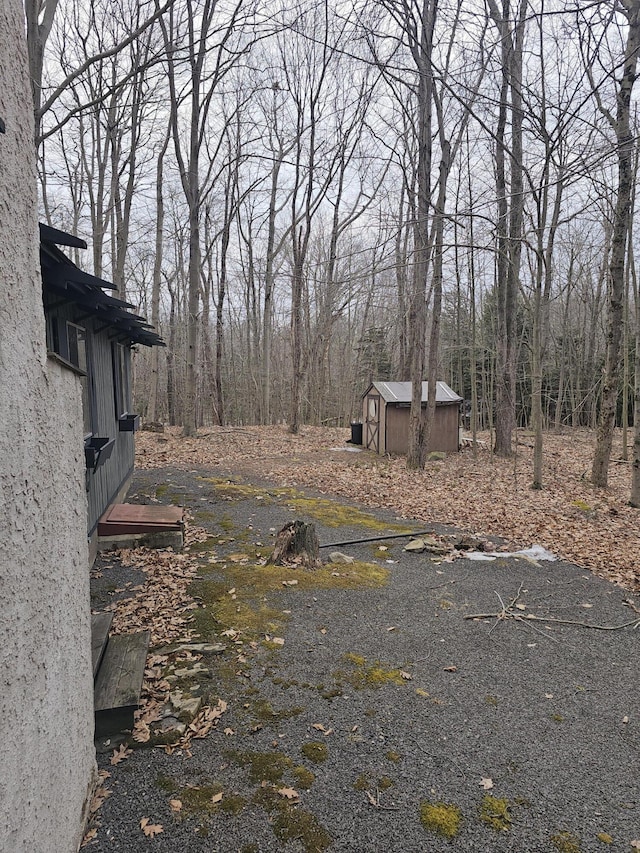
270, 520, 321, 569
592, 2, 640, 487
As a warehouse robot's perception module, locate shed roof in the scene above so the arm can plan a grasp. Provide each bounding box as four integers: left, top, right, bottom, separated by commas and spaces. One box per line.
366, 381, 462, 404
40, 223, 164, 348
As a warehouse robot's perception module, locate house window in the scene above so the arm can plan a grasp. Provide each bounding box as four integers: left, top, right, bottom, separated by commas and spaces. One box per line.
112, 343, 130, 418
66, 322, 92, 436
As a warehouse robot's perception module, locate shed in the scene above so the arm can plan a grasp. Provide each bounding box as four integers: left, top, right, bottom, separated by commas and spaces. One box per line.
362, 380, 462, 455
39, 223, 164, 554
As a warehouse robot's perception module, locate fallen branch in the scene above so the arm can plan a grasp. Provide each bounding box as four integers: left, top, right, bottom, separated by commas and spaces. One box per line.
464, 585, 640, 631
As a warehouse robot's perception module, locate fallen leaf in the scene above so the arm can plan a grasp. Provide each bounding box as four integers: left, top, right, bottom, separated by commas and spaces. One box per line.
132, 721, 151, 743
224, 727, 235, 736
282, 579, 298, 586
622, 715, 629, 724
271, 637, 285, 646
416, 688, 430, 698
480, 777, 494, 790
169, 799, 182, 812
631, 842, 640, 851
278, 787, 299, 800
140, 817, 163, 838
80, 828, 97, 847
400, 671, 413, 680
515, 603, 526, 611
443, 665, 457, 673
387, 626, 396, 632
211, 792, 223, 804
110, 744, 132, 765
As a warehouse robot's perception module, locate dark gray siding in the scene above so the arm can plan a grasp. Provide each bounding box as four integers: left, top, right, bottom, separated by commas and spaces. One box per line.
45, 298, 135, 533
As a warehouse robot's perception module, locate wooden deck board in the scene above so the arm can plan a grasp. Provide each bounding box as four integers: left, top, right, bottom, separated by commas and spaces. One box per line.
94, 631, 149, 713
97, 503, 184, 536
91, 612, 113, 679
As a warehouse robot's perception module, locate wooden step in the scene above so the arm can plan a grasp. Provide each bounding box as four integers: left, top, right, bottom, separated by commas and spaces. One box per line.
91, 612, 113, 679
94, 631, 150, 737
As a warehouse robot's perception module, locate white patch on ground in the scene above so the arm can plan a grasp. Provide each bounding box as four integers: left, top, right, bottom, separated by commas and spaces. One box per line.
466, 544, 557, 563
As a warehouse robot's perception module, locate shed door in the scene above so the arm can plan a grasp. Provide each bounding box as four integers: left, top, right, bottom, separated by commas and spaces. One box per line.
365, 394, 380, 453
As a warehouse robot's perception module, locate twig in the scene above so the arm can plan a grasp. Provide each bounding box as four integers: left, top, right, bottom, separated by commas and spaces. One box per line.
364, 789, 400, 811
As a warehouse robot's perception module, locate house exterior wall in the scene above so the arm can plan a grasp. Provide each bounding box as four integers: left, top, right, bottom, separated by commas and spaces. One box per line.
44, 298, 136, 534
0, 4, 96, 851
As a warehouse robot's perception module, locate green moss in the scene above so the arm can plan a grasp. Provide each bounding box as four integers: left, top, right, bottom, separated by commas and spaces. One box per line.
231, 750, 293, 784
293, 766, 315, 789
386, 750, 402, 763
551, 714, 564, 723
479, 795, 512, 832
249, 698, 305, 725
219, 513, 236, 532
155, 484, 169, 498
253, 785, 332, 853
378, 776, 394, 790
272, 805, 332, 852
320, 686, 343, 700
596, 833, 613, 845
194, 510, 218, 522
439, 599, 454, 610
551, 831, 581, 853
241, 846, 259, 853
301, 742, 328, 764
219, 793, 246, 815
155, 773, 178, 793
178, 783, 224, 814
353, 774, 368, 791
420, 801, 462, 839
485, 695, 499, 707
169, 492, 186, 505
571, 499, 592, 512
283, 495, 412, 531
343, 653, 406, 688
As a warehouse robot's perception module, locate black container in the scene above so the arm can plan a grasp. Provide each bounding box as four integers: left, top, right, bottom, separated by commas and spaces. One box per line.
350, 421, 363, 445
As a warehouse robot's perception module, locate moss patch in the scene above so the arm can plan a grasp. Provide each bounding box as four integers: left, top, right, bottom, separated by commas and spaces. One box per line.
386, 750, 402, 763
420, 801, 462, 839
293, 766, 315, 790
551, 831, 581, 852
248, 698, 305, 725
353, 774, 368, 791
253, 787, 331, 853
230, 750, 293, 784
596, 833, 613, 845
283, 495, 412, 531
479, 795, 512, 832
343, 653, 406, 688
301, 742, 328, 764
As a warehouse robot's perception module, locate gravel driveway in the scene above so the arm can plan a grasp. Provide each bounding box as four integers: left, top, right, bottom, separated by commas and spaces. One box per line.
87, 465, 639, 853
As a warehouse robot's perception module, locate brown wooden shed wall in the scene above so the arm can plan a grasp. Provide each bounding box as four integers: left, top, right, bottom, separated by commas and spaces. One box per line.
365, 401, 460, 455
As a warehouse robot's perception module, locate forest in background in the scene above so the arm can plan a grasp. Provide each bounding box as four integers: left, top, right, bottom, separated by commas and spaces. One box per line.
29, 0, 640, 492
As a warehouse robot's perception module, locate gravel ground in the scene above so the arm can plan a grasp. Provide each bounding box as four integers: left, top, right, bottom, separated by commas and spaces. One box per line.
87, 465, 640, 853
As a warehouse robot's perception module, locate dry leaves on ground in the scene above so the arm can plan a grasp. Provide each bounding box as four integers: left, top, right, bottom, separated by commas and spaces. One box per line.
136, 425, 640, 591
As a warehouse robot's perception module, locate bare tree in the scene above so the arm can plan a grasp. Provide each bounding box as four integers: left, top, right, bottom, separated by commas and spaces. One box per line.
590, 1, 640, 486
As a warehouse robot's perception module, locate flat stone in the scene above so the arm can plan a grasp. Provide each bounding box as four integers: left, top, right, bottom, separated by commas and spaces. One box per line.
156, 716, 186, 735
328, 552, 355, 564
172, 663, 209, 677
174, 642, 226, 654
170, 692, 202, 717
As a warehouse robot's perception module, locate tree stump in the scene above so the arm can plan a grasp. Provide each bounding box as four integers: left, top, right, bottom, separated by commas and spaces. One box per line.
269, 520, 321, 569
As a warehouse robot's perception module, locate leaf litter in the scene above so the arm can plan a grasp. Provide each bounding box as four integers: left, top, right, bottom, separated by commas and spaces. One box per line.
137, 425, 640, 591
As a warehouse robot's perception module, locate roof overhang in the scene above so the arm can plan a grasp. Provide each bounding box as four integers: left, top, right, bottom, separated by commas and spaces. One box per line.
40, 223, 164, 348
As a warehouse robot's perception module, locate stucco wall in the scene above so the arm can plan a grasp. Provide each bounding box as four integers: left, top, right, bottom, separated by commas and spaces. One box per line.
0, 2, 96, 851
